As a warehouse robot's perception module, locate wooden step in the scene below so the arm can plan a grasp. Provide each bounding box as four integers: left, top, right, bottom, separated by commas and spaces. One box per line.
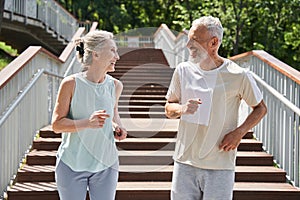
236, 151, 274, 166
26, 150, 57, 165
8, 181, 300, 200
119, 111, 166, 118
115, 76, 172, 82
122, 84, 168, 90
114, 64, 172, 69
39, 129, 177, 139
116, 60, 168, 66
122, 90, 167, 95
120, 80, 171, 86
111, 73, 173, 79
32, 138, 61, 150
127, 130, 177, 138
233, 182, 300, 200
16, 165, 286, 183
117, 138, 175, 150
118, 105, 164, 112
119, 165, 286, 183
16, 165, 55, 182
120, 94, 166, 100
113, 66, 173, 71
119, 99, 166, 106
32, 137, 262, 151
39, 126, 61, 138
120, 150, 174, 166
7, 182, 59, 200
26, 150, 271, 167
235, 166, 286, 182
237, 139, 263, 151
116, 182, 300, 200
111, 70, 173, 77
39, 126, 253, 140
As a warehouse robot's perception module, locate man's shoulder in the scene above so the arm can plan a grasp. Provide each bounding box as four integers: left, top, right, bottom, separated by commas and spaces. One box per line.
175, 61, 197, 74
177, 61, 194, 68
223, 59, 247, 75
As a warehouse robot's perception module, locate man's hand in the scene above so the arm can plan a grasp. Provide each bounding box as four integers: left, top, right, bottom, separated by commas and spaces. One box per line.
219, 129, 243, 151
181, 98, 202, 115
165, 98, 202, 119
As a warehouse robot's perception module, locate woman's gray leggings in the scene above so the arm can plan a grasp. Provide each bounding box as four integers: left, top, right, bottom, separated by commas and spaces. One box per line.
55, 160, 118, 200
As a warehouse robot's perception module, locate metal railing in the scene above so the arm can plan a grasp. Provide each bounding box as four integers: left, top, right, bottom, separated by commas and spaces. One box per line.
153, 24, 189, 68
4, 0, 78, 41
0, 24, 86, 197
231, 52, 300, 187
153, 24, 300, 188
115, 36, 154, 48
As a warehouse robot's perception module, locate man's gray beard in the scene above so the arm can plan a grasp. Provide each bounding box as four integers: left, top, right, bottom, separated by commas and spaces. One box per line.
189, 54, 208, 64
189, 55, 201, 64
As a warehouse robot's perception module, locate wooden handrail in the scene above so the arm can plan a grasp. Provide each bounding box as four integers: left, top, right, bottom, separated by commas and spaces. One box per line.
59, 27, 85, 62
230, 50, 300, 85
90, 22, 99, 32
0, 46, 41, 89
153, 24, 177, 41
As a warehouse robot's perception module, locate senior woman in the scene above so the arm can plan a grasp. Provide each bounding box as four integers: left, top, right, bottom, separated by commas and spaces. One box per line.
51, 30, 127, 200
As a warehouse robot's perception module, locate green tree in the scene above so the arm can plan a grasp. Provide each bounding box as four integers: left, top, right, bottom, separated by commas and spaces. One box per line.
57, 0, 300, 70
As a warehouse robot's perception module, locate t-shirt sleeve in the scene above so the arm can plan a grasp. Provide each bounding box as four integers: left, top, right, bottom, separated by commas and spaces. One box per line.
165, 67, 181, 103
239, 70, 263, 106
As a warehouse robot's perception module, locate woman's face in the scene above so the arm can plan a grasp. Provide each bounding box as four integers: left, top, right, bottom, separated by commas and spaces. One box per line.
95, 39, 119, 72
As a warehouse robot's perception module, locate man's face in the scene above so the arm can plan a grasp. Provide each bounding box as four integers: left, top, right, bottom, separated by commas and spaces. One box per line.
186, 25, 211, 64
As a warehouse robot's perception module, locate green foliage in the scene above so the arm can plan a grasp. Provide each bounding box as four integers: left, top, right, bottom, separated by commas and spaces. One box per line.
0, 42, 18, 56
0, 57, 10, 71
56, 0, 300, 70
0, 42, 17, 70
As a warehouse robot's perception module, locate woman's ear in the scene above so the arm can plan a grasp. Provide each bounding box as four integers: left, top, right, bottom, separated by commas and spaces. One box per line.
92, 51, 99, 58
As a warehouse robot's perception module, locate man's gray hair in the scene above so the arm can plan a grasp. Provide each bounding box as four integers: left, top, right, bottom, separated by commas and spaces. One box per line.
192, 16, 223, 44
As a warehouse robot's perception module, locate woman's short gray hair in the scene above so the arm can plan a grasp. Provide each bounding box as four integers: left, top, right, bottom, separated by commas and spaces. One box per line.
192, 16, 223, 45
75, 30, 114, 66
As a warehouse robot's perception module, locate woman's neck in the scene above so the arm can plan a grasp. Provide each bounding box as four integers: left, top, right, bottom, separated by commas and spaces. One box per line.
84, 65, 106, 83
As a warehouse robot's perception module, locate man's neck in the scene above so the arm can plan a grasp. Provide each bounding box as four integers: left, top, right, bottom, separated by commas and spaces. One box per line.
199, 56, 224, 71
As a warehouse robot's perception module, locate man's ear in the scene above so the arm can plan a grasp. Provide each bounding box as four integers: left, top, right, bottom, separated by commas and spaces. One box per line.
210, 37, 219, 47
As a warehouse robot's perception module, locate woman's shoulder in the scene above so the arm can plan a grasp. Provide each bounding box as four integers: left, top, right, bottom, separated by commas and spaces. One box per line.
60, 74, 76, 88
107, 74, 122, 86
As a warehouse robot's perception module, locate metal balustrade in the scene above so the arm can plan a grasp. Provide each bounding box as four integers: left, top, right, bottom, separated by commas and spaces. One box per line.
4, 0, 78, 42
0, 24, 87, 198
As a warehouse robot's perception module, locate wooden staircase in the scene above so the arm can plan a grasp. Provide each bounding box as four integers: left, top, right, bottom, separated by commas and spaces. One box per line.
6, 48, 300, 200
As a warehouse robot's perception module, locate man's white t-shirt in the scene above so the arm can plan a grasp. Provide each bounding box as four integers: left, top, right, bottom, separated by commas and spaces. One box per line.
166, 59, 263, 170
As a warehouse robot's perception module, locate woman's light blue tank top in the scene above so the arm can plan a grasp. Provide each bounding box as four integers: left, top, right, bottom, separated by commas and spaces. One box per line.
57, 73, 118, 172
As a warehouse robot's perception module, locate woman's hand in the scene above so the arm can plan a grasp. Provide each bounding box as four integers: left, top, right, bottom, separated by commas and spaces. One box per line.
88, 110, 110, 128
114, 126, 127, 141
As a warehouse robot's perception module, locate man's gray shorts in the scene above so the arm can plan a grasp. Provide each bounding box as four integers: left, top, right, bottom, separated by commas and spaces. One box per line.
171, 161, 235, 200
